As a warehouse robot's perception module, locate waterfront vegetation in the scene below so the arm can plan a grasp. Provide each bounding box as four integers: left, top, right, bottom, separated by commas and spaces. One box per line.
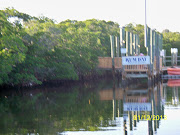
1, 8, 180, 86
0, 8, 119, 86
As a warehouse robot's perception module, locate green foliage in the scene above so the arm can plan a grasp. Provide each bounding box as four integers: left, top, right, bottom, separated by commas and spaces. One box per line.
0, 8, 120, 86
2, 8, 33, 22
162, 30, 180, 55
0, 11, 28, 85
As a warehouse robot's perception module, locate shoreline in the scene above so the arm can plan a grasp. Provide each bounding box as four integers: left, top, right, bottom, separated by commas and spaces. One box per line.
0, 71, 114, 90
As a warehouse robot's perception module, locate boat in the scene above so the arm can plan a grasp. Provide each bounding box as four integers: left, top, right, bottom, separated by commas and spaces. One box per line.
168, 79, 180, 87
167, 67, 180, 75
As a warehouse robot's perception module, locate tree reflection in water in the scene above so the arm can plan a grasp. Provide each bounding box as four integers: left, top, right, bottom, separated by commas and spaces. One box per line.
0, 79, 179, 135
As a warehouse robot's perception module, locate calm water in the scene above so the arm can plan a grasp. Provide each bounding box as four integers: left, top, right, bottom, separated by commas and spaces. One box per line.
0, 78, 180, 135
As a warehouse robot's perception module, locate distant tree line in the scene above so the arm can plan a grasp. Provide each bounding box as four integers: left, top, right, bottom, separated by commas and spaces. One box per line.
0, 8, 119, 86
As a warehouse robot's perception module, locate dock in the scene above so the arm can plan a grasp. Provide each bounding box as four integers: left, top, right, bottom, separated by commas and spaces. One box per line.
161, 75, 180, 79
97, 27, 179, 81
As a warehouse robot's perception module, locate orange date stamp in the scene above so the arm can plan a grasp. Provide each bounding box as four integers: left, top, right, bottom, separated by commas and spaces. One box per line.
133, 115, 167, 121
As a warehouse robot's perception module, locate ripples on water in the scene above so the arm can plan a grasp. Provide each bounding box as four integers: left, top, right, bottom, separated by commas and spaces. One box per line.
0, 79, 180, 135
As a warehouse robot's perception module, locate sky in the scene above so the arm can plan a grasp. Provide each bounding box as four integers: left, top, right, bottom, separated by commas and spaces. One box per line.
1, 0, 180, 32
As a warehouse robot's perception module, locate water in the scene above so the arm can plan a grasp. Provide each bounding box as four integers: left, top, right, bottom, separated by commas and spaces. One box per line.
0, 78, 180, 135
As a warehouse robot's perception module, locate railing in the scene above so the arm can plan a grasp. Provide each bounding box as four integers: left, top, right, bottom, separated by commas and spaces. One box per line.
125, 65, 148, 72
163, 56, 180, 66
154, 56, 156, 70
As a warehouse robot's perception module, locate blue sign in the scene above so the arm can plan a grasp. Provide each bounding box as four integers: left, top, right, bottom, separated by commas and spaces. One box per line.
122, 56, 150, 65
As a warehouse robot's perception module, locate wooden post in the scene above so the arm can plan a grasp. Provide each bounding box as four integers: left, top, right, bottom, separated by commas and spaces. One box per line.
120, 26, 125, 81
158, 34, 161, 74
130, 32, 134, 56
171, 48, 178, 66
118, 100, 121, 117
110, 35, 115, 80
155, 33, 160, 77
162, 49, 166, 66
157, 81, 161, 129
112, 80, 116, 121
111, 35, 115, 58
159, 34, 163, 51
154, 31, 157, 76
123, 89, 128, 135
137, 36, 140, 55
159, 34, 163, 72
134, 111, 137, 127
116, 36, 121, 78
150, 29, 153, 64
147, 27, 151, 56
161, 81, 165, 119
147, 27, 152, 80
134, 34, 137, 55
150, 29, 155, 79
148, 85, 153, 135
132, 34, 136, 55
116, 36, 120, 57
126, 31, 130, 56
120, 27, 126, 82
146, 27, 150, 63
122, 31, 130, 82
152, 84, 157, 132
124, 118, 127, 135
152, 30, 155, 64
148, 105, 153, 135
129, 111, 133, 130
120, 27, 125, 48
137, 111, 139, 122
171, 50, 173, 66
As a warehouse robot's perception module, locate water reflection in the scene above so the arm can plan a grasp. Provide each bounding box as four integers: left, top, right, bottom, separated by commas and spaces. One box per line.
98, 80, 165, 135
0, 79, 180, 135
167, 79, 179, 105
